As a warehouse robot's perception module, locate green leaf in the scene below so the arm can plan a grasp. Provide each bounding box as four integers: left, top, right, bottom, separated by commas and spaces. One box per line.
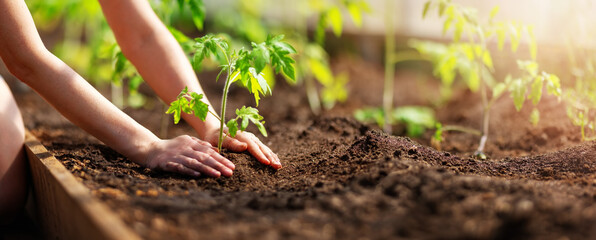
422, 1, 431, 19
438, 1, 447, 16
167, 26, 191, 44
489, 6, 500, 20
347, 3, 363, 27
354, 107, 385, 127
496, 23, 506, 50
510, 78, 526, 111
530, 108, 540, 126
518, 60, 539, 77
128, 75, 143, 93
235, 106, 267, 137
529, 76, 543, 105
167, 97, 188, 124
493, 82, 506, 99
309, 59, 334, 86
227, 119, 238, 137
189, 92, 209, 121
544, 73, 561, 96
321, 73, 349, 109
327, 7, 343, 37
188, 0, 205, 31
482, 50, 493, 70
251, 42, 270, 74
266, 35, 297, 81
392, 106, 437, 137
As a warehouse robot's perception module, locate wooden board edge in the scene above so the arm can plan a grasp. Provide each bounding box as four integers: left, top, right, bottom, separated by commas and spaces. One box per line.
24, 130, 140, 240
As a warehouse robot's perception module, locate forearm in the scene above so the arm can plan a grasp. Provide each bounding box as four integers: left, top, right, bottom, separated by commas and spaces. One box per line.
10, 52, 158, 165
0, 0, 157, 166
98, 0, 220, 139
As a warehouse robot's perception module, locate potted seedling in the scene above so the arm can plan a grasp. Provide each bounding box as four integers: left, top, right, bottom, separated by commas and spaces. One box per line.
166, 34, 296, 151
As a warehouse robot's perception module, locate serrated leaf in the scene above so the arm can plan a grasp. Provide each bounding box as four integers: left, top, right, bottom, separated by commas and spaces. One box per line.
227, 119, 238, 137
251, 42, 270, 74
241, 116, 249, 131
327, 7, 343, 37
167, 97, 190, 124
235, 106, 267, 137
190, 92, 209, 121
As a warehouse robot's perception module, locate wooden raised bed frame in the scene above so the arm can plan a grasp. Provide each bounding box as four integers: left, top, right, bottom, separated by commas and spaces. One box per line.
24, 131, 140, 240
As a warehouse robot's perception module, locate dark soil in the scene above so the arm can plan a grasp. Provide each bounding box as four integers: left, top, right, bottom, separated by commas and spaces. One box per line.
11, 56, 596, 239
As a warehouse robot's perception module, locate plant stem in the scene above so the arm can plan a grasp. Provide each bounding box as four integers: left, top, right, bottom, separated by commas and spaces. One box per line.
442, 125, 482, 136
216, 43, 233, 152
383, 0, 396, 133
305, 76, 321, 115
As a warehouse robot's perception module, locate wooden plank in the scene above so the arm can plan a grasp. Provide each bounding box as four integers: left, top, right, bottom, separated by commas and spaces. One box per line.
24, 131, 140, 240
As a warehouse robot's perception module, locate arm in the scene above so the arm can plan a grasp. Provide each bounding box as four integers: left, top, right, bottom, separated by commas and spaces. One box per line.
0, 0, 234, 178
97, 0, 281, 169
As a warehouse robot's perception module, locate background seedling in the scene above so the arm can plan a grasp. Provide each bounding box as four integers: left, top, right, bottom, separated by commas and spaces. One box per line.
412, 0, 561, 157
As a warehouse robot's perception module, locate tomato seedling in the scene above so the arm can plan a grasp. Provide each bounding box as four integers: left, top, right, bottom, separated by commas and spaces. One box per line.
167, 34, 296, 151
413, 0, 561, 157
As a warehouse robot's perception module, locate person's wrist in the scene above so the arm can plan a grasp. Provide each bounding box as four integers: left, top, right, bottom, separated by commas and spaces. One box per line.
125, 134, 160, 167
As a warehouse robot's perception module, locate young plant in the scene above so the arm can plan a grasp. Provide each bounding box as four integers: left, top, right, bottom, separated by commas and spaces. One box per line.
564, 57, 596, 141
355, 106, 437, 138
413, 0, 561, 157
355, 0, 434, 137
166, 34, 296, 151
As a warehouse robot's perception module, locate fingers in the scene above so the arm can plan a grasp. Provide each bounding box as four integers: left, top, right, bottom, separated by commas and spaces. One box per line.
222, 136, 248, 152
235, 133, 282, 169
183, 150, 233, 177
163, 162, 201, 177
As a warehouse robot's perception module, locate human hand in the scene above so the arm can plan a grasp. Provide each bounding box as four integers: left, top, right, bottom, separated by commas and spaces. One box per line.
142, 135, 235, 178
204, 128, 282, 169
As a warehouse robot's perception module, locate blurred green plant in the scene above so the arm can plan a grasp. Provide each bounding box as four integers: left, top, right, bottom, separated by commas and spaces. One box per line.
564, 56, 596, 141
412, 0, 561, 158
355, 0, 436, 138
355, 106, 437, 137
209, 0, 370, 114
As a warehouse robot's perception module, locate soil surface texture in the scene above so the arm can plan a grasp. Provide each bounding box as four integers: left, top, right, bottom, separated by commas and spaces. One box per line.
11, 57, 596, 240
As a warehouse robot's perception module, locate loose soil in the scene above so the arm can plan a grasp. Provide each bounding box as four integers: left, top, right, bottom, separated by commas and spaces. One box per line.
11, 56, 596, 239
